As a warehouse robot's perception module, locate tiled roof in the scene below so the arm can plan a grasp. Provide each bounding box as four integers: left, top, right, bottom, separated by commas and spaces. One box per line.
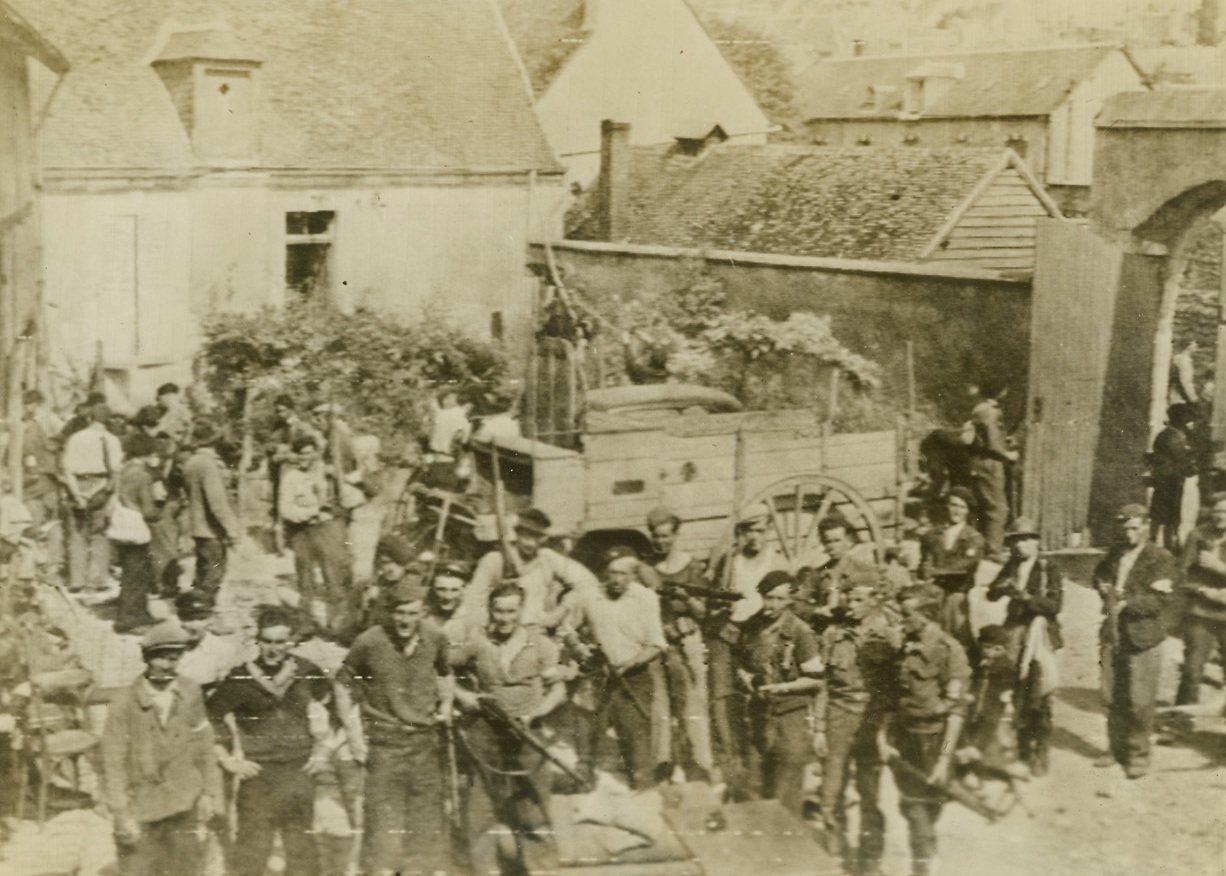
567, 144, 1011, 262
496, 0, 587, 96
16, 0, 560, 173
153, 27, 254, 63
798, 44, 1131, 120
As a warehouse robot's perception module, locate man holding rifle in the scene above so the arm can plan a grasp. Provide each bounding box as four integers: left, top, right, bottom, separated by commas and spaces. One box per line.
453, 582, 569, 875
567, 547, 668, 789
877, 584, 971, 876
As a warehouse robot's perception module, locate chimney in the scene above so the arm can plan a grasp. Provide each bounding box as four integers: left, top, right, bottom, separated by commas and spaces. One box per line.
596, 120, 632, 242
582, 0, 600, 32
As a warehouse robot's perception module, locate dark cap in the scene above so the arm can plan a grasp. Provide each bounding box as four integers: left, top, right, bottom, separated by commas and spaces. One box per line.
1116, 503, 1149, 522
434, 559, 471, 580
978, 624, 1009, 648
376, 535, 416, 567
947, 486, 975, 509
387, 578, 429, 607
757, 569, 795, 596
514, 508, 552, 537
174, 590, 214, 621
603, 544, 640, 569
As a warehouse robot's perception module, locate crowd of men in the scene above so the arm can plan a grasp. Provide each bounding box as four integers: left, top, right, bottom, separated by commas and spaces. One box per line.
8, 379, 1226, 876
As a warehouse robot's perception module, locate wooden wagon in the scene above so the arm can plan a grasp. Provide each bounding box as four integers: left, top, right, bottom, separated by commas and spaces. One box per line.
408, 383, 907, 568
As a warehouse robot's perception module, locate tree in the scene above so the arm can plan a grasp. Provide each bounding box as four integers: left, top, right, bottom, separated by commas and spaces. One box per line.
570, 274, 892, 431
196, 304, 510, 456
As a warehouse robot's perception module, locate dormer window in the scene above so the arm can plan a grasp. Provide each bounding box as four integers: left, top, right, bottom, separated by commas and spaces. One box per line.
903, 62, 964, 115
151, 26, 261, 162
672, 123, 728, 157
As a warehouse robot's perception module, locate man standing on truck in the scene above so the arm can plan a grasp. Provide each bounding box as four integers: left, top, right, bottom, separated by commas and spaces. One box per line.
461, 508, 599, 632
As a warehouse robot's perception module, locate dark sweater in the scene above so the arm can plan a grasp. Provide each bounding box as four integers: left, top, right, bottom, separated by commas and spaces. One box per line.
207, 658, 329, 763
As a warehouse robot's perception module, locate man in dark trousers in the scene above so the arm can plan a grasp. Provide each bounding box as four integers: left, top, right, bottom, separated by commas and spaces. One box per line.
101, 621, 223, 876
878, 585, 971, 876
182, 423, 241, 603
1149, 403, 1199, 550
208, 605, 331, 876
736, 570, 823, 818
1092, 504, 1176, 779
336, 578, 455, 876
920, 487, 986, 657
986, 517, 1063, 776
968, 381, 1018, 560
816, 581, 900, 874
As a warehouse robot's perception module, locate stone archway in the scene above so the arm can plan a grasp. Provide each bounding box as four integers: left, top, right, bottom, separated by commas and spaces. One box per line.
1025, 90, 1226, 544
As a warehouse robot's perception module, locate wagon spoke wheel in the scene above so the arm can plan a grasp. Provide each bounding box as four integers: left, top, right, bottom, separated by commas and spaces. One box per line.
744, 474, 884, 568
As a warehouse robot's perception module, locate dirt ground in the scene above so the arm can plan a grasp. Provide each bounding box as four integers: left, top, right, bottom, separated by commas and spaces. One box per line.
2, 548, 1224, 876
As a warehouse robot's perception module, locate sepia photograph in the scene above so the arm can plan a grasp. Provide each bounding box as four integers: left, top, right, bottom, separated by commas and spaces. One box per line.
0, 0, 1224, 874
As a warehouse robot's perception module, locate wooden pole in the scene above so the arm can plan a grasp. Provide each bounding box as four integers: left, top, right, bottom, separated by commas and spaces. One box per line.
6, 339, 29, 500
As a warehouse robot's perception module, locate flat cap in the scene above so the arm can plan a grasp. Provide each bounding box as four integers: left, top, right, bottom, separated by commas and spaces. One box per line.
513, 508, 552, 537
1116, 503, 1149, 521
140, 620, 191, 654
757, 569, 795, 596
387, 578, 429, 607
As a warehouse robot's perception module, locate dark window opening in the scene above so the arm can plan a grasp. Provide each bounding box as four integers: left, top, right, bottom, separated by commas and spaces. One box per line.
286, 211, 335, 301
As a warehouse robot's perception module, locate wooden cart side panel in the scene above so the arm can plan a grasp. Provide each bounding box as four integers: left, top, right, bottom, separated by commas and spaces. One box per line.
529, 455, 588, 535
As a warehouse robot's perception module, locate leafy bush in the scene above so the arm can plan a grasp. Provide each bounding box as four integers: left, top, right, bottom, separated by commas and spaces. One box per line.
196, 303, 510, 456
569, 275, 895, 432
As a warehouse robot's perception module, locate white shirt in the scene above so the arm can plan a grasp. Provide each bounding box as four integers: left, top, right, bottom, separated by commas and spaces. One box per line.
177, 632, 246, 688
580, 582, 667, 667
729, 545, 786, 624
1015, 555, 1038, 591
462, 548, 599, 630
430, 405, 471, 455
62, 423, 123, 478
144, 678, 176, 726
942, 522, 965, 552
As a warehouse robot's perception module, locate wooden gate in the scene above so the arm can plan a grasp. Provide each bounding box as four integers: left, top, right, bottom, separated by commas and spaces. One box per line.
1022, 219, 1123, 547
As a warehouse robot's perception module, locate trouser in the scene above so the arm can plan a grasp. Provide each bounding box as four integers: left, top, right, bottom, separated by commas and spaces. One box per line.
890, 728, 946, 876
1016, 678, 1053, 768
24, 480, 63, 567
116, 809, 204, 876
970, 461, 1006, 557
193, 537, 227, 600
937, 590, 975, 659
67, 502, 111, 590
663, 632, 715, 775
231, 758, 319, 876
462, 717, 551, 876
707, 633, 746, 782
1101, 642, 1162, 768
149, 508, 182, 596
747, 706, 812, 818
113, 542, 156, 631
821, 705, 884, 864
591, 664, 657, 789
363, 736, 448, 876
285, 519, 354, 627
1177, 615, 1226, 705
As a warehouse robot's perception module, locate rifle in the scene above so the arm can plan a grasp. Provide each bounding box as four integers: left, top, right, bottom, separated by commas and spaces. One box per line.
659, 579, 743, 605
442, 721, 465, 838
475, 696, 593, 792
583, 645, 650, 720
886, 753, 1003, 822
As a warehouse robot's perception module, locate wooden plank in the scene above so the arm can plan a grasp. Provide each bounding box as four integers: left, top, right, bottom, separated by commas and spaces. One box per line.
974, 195, 1047, 208
938, 241, 1036, 253
936, 246, 1034, 257
956, 217, 1043, 229
584, 430, 667, 462
962, 205, 1049, 218
931, 255, 1035, 268
948, 226, 1038, 240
